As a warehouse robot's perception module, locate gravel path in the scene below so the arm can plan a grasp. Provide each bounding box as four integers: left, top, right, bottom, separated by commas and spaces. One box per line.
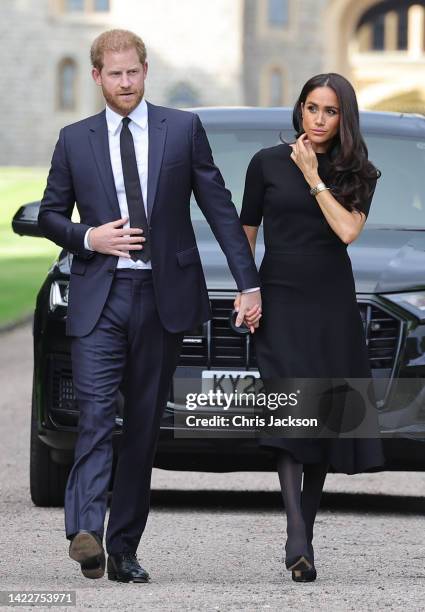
0, 324, 424, 611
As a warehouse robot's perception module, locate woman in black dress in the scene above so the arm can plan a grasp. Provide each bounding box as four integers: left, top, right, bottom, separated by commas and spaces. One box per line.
237, 73, 384, 582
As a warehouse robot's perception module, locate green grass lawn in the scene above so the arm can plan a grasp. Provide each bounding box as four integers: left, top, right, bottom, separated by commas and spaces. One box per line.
0, 168, 57, 327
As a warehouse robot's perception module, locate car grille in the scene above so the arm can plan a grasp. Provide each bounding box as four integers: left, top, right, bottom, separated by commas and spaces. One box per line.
359, 303, 401, 372
179, 298, 401, 373
179, 323, 208, 366
211, 300, 252, 368
48, 357, 78, 427
47, 299, 401, 423
47, 356, 124, 428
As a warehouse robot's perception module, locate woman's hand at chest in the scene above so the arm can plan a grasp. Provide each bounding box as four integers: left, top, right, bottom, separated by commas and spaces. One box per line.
289, 134, 366, 245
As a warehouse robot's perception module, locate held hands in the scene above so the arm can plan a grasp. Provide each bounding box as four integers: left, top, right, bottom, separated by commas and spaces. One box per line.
88, 217, 145, 258
234, 290, 262, 334
289, 134, 320, 185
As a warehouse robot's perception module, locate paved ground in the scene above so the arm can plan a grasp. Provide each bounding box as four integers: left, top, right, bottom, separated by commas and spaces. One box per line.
0, 324, 425, 611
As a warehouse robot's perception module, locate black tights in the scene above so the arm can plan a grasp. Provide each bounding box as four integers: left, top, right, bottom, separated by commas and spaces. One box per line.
276, 450, 329, 561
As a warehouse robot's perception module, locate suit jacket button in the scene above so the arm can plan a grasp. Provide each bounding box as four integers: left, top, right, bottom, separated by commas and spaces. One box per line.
107, 268, 114, 274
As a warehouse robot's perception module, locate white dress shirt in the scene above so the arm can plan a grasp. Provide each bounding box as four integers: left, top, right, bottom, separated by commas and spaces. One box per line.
84, 98, 259, 291
84, 98, 151, 269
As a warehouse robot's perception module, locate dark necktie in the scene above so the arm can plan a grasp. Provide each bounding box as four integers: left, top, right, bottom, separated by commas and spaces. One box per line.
120, 116, 150, 262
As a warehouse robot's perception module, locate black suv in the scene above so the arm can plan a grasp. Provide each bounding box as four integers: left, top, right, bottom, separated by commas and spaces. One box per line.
13, 108, 425, 506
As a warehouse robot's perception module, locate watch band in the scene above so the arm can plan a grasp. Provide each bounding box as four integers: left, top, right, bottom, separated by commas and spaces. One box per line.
310, 182, 329, 197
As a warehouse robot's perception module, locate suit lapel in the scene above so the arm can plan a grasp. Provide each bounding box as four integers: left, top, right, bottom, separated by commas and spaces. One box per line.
88, 110, 121, 219
147, 102, 167, 222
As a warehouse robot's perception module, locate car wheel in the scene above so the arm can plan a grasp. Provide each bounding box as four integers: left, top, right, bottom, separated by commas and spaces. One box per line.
30, 388, 70, 507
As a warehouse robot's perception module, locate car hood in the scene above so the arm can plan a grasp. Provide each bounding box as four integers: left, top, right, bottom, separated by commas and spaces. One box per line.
193, 222, 425, 294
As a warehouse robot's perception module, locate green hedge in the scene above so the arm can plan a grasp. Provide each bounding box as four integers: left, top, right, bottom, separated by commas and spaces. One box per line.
0, 168, 57, 327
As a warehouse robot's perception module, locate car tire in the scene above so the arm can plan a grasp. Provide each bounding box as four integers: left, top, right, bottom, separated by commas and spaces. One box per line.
30, 389, 70, 507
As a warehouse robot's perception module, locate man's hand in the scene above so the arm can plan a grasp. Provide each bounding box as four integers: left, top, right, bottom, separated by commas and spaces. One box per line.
89, 217, 145, 258
234, 290, 262, 333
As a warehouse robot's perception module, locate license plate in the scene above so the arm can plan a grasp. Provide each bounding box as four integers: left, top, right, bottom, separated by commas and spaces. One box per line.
202, 370, 261, 395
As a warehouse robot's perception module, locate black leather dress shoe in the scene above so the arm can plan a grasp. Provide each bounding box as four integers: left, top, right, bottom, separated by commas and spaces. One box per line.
107, 552, 150, 583
69, 530, 105, 579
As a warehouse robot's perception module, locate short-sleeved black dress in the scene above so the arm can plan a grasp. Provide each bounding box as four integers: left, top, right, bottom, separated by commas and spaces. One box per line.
240, 143, 384, 474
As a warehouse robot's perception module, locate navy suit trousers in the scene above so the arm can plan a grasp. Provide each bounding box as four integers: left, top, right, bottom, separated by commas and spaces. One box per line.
64, 269, 184, 554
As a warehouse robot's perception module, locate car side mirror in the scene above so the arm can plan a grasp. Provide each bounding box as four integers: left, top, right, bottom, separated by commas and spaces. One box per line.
11, 201, 43, 237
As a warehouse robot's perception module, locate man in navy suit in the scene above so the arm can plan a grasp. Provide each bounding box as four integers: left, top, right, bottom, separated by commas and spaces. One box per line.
38, 29, 261, 583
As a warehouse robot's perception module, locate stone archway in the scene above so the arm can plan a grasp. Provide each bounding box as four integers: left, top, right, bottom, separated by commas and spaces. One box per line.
356, 78, 425, 109
369, 89, 425, 113
323, 0, 384, 76
323, 0, 425, 111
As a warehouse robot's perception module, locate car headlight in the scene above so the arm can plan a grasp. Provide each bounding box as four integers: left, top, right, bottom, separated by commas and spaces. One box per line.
49, 280, 69, 311
382, 291, 425, 322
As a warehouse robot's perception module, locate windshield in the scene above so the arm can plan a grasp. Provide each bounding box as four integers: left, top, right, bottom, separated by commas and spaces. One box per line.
190, 129, 425, 229
366, 135, 425, 228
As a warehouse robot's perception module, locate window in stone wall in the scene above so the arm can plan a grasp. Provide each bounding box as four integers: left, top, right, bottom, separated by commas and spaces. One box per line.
168, 82, 200, 108
371, 14, 385, 50
269, 68, 284, 106
93, 0, 110, 11
396, 6, 408, 50
357, 0, 425, 52
63, 0, 110, 11
65, 0, 84, 10
268, 0, 289, 27
58, 59, 77, 111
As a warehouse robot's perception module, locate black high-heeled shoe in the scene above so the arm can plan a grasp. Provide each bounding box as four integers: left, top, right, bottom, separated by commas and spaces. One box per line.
284, 533, 312, 568
291, 542, 317, 582
292, 566, 317, 582
285, 554, 313, 571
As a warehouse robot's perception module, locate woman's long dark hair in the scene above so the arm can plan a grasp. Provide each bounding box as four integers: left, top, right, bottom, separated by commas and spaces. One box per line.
292, 73, 380, 213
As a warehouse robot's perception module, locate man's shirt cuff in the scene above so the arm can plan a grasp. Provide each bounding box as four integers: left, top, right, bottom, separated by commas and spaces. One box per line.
84, 227, 94, 251
241, 287, 260, 294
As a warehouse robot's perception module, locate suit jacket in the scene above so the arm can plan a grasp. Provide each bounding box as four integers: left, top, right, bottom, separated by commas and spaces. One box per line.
38, 102, 260, 337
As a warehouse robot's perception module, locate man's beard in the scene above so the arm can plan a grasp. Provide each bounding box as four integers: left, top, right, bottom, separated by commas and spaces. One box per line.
102, 86, 144, 115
